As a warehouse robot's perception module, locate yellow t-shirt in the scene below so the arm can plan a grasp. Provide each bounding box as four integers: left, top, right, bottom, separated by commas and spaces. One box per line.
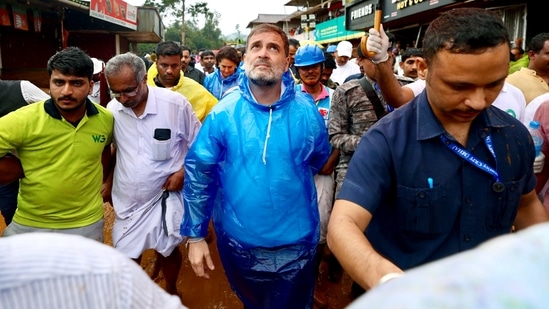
0, 100, 113, 228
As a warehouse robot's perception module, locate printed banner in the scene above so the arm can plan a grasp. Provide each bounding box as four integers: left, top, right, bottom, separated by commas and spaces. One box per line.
13, 5, 28, 31
0, 4, 10, 27
90, 0, 138, 30
33, 9, 42, 32
315, 16, 365, 44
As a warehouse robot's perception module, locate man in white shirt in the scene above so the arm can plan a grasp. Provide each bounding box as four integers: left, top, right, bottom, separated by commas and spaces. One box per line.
88, 57, 105, 104
103, 52, 201, 297
0, 233, 187, 309
330, 41, 361, 86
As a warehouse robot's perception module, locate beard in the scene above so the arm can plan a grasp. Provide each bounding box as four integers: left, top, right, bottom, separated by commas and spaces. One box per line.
244, 59, 286, 87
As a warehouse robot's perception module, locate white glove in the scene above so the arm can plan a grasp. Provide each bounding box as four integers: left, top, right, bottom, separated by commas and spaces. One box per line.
367, 24, 389, 64
534, 151, 545, 173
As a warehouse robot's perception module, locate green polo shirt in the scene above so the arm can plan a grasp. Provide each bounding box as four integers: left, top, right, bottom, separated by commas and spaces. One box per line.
0, 99, 113, 229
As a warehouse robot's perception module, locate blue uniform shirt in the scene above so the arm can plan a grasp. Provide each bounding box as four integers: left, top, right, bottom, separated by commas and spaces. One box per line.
339, 90, 536, 270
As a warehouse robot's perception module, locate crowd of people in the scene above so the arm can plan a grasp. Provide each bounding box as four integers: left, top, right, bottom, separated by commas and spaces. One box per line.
2, 6, 549, 309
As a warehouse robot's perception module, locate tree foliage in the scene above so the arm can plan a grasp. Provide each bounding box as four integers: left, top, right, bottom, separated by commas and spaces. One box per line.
140, 0, 226, 53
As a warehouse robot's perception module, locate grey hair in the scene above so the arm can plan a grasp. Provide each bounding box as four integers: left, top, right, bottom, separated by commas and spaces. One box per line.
104, 52, 146, 83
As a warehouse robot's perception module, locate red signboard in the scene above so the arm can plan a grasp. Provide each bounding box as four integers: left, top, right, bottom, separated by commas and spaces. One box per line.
90, 0, 138, 30
0, 4, 10, 27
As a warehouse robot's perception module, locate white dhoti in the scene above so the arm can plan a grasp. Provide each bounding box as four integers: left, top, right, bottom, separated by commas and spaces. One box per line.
315, 173, 334, 244
112, 190, 185, 259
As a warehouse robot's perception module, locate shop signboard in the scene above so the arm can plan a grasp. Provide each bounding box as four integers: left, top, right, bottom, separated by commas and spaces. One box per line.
346, 0, 461, 30
89, 0, 137, 30
315, 15, 365, 44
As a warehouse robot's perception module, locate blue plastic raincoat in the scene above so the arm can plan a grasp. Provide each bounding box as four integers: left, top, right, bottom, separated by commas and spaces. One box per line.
203, 67, 241, 100
181, 70, 330, 308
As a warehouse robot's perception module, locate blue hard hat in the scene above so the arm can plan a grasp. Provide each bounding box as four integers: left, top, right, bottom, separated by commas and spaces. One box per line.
326, 45, 337, 53
294, 45, 326, 67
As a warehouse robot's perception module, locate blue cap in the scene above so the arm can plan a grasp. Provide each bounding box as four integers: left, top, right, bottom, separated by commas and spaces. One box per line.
326, 45, 337, 53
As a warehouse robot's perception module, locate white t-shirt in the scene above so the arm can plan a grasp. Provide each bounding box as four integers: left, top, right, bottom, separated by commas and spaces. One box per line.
524, 92, 549, 127
404, 79, 426, 97
331, 61, 361, 86
492, 82, 526, 122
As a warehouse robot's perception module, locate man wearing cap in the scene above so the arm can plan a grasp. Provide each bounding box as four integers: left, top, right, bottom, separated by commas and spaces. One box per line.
326, 44, 337, 57
88, 57, 105, 105
330, 41, 361, 86
294, 44, 340, 308
329, 41, 400, 199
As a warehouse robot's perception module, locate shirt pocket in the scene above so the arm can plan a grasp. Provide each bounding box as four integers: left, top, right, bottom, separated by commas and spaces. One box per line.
486, 177, 525, 229
396, 184, 448, 237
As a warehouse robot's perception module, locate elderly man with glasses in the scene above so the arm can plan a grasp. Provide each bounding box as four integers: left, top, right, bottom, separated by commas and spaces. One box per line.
103, 52, 201, 298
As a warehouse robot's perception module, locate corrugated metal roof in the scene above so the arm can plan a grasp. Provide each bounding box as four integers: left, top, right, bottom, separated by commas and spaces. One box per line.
284, 0, 325, 7
248, 14, 290, 24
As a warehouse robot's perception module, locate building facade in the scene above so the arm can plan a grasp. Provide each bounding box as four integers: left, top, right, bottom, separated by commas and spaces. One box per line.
0, 0, 163, 89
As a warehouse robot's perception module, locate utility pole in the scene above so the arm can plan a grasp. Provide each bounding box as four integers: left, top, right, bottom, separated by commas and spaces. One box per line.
181, 0, 185, 45
236, 24, 241, 45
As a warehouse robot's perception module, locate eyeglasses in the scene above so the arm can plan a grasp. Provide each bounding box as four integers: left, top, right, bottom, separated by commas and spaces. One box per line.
110, 83, 140, 98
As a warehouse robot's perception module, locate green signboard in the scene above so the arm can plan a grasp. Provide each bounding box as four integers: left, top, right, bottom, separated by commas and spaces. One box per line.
314, 16, 365, 44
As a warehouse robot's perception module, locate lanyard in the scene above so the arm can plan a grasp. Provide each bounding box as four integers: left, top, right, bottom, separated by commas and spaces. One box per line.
440, 134, 503, 190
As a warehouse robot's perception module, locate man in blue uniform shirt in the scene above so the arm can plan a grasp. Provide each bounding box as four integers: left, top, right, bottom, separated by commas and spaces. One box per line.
327, 7, 549, 296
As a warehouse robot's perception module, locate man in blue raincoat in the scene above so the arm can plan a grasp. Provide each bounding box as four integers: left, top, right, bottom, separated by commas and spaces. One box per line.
181, 24, 331, 309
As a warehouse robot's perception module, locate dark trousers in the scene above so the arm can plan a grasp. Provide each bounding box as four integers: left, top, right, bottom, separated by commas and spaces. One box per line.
0, 180, 18, 225
217, 230, 316, 309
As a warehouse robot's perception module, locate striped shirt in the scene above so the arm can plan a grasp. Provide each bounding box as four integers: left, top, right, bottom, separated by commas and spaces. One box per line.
0, 233, 186, 309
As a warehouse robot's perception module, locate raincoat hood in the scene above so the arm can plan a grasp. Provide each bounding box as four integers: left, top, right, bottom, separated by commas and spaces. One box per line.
203, 67, 242, 100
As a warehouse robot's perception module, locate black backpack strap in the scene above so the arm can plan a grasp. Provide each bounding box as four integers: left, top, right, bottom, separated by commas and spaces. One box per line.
358, 77, 386, 120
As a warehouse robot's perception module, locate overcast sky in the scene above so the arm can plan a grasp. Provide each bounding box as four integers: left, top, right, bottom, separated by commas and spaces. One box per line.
203, 0, 296, 35
121, 0, 298, 36
201, 0, 295, 35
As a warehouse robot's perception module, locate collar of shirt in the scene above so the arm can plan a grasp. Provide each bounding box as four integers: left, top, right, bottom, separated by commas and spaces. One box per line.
153, 75, 181, 89
518, 67, 538, 76
415, 90, 512, 142
299, 84, 329, 101
44, 98, 99, 120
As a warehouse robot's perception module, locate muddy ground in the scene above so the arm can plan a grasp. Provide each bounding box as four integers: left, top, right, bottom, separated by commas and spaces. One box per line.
0, 204, 354, 308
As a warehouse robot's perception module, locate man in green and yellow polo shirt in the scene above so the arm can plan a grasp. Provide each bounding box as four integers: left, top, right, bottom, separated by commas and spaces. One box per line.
0, 47, 113, 241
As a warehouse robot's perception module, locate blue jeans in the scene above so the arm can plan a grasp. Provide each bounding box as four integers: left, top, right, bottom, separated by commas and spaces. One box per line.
0, 181, 18, 225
